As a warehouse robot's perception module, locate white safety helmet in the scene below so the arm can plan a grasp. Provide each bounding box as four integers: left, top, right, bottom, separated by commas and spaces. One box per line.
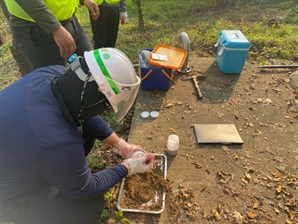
84, 48, 141, 121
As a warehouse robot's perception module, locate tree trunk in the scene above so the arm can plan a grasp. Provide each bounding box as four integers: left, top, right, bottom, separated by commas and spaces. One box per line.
0, 0, 32, 76
132, 0, 144, 29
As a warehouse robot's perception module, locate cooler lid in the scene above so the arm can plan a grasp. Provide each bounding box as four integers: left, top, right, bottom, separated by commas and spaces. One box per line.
148, 44, 187, 70
218, 30, 250, 49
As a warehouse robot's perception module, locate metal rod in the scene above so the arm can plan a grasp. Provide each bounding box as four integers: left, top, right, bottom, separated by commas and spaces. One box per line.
258, 65, 298, 68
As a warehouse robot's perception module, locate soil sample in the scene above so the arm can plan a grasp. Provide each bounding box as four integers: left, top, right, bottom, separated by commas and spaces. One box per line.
118, 155, 172, 212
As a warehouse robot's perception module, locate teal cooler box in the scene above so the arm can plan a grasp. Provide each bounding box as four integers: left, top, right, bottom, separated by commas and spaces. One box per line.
138, 48, 172, 90
216, 30, 250, 74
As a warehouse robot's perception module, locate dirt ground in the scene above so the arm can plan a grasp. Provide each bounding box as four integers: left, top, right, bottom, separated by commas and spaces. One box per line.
123, 55, 298, 224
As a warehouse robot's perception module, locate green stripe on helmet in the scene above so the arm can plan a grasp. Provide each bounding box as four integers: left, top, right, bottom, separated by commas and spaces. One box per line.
93, 49, 120, 94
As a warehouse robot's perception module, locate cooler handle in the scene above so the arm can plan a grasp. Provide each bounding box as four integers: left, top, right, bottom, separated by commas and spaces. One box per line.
215, 39, 219, 48
141, 69, 153, 81
161, 69, 173, 81
140, 69, 172, 81
217, 46, 224, 56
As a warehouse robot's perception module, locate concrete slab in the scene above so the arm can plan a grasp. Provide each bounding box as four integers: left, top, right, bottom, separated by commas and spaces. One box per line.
126, 55, 298, 223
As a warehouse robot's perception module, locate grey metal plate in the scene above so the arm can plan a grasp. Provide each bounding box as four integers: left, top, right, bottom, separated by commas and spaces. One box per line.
193, 124, 243, 144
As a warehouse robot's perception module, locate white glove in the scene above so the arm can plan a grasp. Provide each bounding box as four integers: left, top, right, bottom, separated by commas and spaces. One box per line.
114, 138, 145, 159
125, 153, 155, 175
120, 12, 127, 25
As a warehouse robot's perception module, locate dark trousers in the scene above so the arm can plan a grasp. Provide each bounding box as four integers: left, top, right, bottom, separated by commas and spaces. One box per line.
10, 15, 92, 71
90, 5, 120, 49
24, 184, 104, 224
1, 134, 103, 224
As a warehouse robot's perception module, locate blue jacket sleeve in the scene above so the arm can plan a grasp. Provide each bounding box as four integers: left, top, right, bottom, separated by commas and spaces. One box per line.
28, 142, 128, 201
82, 115, 114, 140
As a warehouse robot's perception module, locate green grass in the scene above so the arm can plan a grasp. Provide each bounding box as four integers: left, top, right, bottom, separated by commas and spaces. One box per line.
75, 0, 298, 64
0, 9, 21, 89
2, 0, 298, 81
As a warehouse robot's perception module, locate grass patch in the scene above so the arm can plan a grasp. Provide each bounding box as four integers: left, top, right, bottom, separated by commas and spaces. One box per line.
75, 0, 298, 64
0, 8, 21, 89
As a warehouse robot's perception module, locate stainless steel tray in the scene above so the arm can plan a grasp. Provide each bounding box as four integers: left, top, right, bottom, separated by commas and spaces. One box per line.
116, 153, 167, 214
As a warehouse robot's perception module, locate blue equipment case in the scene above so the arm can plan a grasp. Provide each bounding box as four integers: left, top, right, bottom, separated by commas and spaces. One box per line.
138, 48, 172, 90
216, 30, 250, 74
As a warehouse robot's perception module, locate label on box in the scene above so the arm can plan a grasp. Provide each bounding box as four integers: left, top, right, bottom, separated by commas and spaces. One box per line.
151, 53, 168, 61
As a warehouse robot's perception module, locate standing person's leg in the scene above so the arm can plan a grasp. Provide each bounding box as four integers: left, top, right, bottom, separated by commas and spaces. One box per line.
24, 183, 105, 224
90, 5, 109, 49
10, 24, 65, 70
104, 7, 120, 47
71, 15, 93, 56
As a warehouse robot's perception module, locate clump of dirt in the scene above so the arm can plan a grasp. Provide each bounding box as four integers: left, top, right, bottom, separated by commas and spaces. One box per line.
120, 170, 171, 211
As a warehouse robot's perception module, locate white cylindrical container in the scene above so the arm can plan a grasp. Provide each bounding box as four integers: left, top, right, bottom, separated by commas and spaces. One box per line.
166, 134, 179, 156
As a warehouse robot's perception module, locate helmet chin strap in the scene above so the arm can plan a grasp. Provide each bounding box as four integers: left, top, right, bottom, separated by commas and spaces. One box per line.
77, 73, 92, 119
68, 54, 94, 82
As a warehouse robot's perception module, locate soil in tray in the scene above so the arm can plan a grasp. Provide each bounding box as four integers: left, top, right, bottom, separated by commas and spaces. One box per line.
120, 158, 172, 211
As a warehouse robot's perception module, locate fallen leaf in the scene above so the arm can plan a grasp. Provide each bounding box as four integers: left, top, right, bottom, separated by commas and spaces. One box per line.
169, 127, 176, 133
285, 197, 296, 207
247, 211, 258, 219
192, 162, 202, 169
165, 103, 174, 108
186, 202, 192, 207
232, 210, 243, 223
217, 203, 222, 213
210, 209, 221, 220
252, 201, 260, 209
245, 173, 251, 181
247, 122, 254, 127
275, 166, 286, 174
273, 206, 280, 214
267, 183, 272, 188
233, 155, 239, 160
218, 113, 224, 118
215, 210, 221, 220
252, 129, 261, 136
220, 178, 230, 184
289, 211, 296, 220
276, 186, 282, 193
272, 172, 283, 178
222, 145, 229, 151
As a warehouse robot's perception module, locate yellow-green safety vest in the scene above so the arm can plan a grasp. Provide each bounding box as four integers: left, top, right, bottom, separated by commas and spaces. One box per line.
95, 0, 120, 5
5, 0, 78, 22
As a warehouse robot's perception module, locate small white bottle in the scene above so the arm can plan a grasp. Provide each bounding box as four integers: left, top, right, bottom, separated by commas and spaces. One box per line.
167, 134, 179, 156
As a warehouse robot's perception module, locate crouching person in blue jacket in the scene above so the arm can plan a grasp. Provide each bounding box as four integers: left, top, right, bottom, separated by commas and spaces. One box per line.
0, 48, 154, 224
